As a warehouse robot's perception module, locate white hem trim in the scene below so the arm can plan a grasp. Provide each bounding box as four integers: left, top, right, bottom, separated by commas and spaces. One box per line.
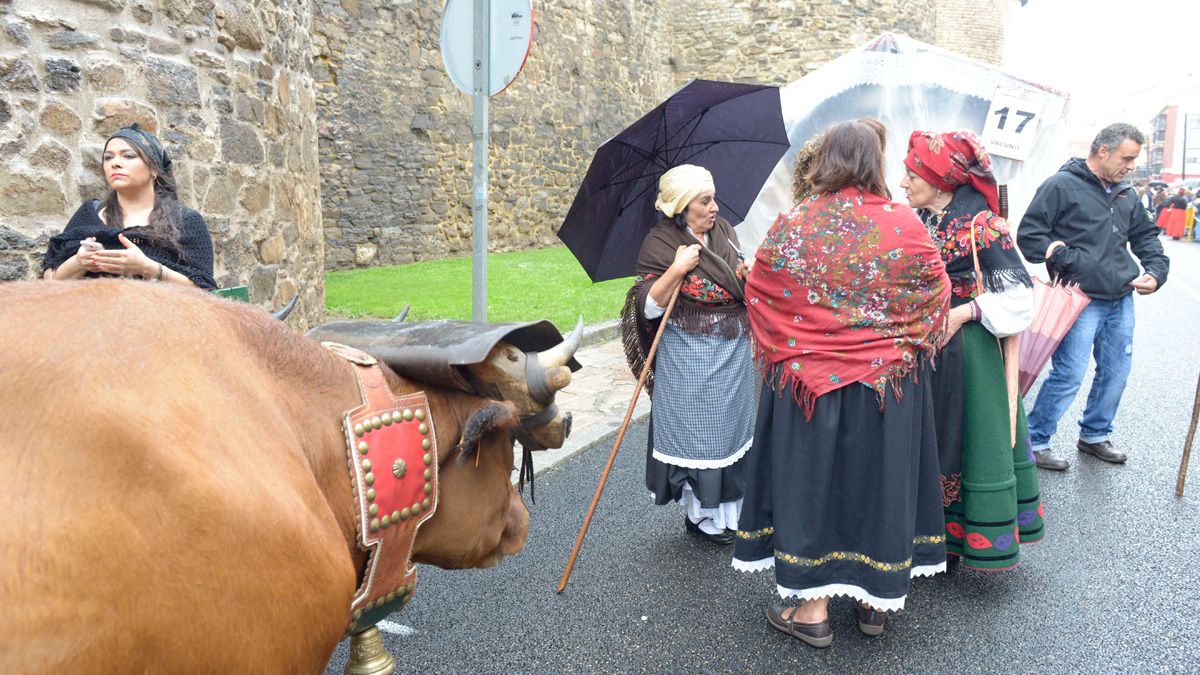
732, 557, 775, 573
776, 583, 908, 612
911, 562, 946, 578
652, 435, 753, 470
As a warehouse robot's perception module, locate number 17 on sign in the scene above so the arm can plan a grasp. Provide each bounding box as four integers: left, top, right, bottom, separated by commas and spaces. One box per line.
982, 88, 1046, 162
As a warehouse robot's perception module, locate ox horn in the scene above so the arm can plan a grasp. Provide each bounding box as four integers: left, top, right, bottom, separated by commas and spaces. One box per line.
271, 294, 299, 322
537, 316, 584, 369
393, 303, 411, 322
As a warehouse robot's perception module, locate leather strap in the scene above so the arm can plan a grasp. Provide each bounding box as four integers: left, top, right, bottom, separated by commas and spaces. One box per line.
323, 342, 440, 633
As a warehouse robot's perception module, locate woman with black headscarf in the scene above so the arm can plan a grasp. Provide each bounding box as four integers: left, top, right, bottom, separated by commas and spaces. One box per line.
42, 124, 216, 289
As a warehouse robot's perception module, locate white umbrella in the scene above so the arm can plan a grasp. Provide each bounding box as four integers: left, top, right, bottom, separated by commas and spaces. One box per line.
735, 32, 1070, 256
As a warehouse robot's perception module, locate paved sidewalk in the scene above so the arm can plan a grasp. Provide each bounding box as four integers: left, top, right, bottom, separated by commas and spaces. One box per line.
515, 337, 650, 478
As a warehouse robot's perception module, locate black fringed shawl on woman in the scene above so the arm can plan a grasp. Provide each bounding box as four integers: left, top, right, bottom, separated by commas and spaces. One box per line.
620, 216, 748, 392
921, 185, 1031, 306
42, 200, 217, 290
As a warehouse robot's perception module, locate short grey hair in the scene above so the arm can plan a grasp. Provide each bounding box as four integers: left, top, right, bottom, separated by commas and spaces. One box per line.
1090, 123, 1145, 156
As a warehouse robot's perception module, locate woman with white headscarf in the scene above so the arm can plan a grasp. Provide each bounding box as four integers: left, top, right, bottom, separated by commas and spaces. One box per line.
620, 164, 755, 545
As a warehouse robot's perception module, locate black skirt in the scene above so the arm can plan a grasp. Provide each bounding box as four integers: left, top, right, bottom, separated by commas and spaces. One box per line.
732, 365, 946, 611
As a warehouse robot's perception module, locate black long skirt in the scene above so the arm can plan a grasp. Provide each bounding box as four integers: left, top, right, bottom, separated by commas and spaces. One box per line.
732, 365, 946, 611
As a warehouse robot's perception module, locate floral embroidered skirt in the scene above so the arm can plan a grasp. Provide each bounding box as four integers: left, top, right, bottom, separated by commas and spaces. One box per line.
732, 365, 946, 612
934, 322, 1045, 570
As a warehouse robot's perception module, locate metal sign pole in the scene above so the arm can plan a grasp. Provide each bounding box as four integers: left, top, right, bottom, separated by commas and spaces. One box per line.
470, 0, 490, 322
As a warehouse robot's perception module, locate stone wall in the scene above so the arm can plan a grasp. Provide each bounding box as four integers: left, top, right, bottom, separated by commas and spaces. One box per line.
313, 0, 673, 270
315, 0, 958, 270
0, 0, 325, 329
667, 0, 937, 85
934, 0, 1017, 66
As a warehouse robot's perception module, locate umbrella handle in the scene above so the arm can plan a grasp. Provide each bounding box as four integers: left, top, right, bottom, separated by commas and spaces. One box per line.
1176, 373, 1200, 497
557, 280, 683, 593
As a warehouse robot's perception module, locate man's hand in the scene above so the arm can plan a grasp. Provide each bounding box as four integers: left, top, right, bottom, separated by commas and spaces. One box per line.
1129, 273, 1158, 295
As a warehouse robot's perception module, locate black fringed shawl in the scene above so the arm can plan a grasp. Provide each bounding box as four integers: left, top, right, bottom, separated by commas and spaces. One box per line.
919, 185, 1031, 307
620, 216, 749, 394
42, 200, 218, 290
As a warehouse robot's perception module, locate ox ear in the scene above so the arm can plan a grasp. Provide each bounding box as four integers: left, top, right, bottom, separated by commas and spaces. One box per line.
454, 401, 521, 458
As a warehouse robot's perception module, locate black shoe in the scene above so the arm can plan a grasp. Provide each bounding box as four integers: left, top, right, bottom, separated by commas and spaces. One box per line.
767, 603, 833, 648
1033, 450, 1069, 471
685, 516, 734, 545
855, 603, 887, 637
1077, 440, 1127, 464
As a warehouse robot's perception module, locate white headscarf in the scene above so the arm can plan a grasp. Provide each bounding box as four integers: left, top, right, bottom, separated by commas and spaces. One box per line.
654, 164, 715, 218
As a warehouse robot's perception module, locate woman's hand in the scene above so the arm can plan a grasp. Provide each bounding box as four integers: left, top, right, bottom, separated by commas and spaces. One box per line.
89, 234, 158, 279
73, 237, 104, 273
670, 244, 702, 274
939, 304, 974, 347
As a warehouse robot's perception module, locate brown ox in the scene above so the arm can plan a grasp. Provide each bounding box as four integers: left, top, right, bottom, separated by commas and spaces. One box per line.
0, 280, 579, 673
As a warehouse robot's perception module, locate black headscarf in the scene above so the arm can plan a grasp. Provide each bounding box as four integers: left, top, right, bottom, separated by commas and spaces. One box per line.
106, 123, 173, 177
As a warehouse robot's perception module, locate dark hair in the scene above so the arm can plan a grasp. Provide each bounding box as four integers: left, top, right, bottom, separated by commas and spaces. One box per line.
1090, 123, 1145, 156
672, 212, 688, 230
805, 118, 890, 199
100, 134, 184, 253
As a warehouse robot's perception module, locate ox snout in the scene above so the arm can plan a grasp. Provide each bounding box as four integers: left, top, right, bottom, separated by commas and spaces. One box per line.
526, 408, 572, 450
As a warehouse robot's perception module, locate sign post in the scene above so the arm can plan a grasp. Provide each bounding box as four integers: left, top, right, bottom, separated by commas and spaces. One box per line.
441, 0, 534, 323
471, 0, 490, 323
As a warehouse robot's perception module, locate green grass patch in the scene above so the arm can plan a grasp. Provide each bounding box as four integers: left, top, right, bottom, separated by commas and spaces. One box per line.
325, 246, 632, 332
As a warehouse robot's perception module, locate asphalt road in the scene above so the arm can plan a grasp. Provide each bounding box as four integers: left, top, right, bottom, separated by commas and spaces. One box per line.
326, 238, 1200, 673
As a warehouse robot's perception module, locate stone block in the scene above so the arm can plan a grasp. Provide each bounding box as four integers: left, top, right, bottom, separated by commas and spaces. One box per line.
47, 31, 101, 50
44, 58, 82, 92
0, 224, 36, 250
39, 101, 82, 134
85, 58, 126, 90
248, 263, 277, 303
0, 173, 67, 216
221, 0, 265, 50
0, 253, 29, 281
258, 233, 284, 264
354, 243, 377, 266
220, 118, 264, 164
5, 20, 31, 45
0, 98, 9, 126
93, 99, 158, 135
145, 57, 200, 106
239, 179, 270, 213
149, 37, 183, 55
29, 138, 70, 170
0, 56, 39, 91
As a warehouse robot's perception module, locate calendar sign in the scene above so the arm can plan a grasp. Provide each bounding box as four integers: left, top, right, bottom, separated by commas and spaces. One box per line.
981, 88, 1046, 161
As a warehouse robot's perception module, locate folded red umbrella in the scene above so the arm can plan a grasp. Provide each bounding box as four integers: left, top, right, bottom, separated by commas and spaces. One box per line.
1018, 278, 1091, 398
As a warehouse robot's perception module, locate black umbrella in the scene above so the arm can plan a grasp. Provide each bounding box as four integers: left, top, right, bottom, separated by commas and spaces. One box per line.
558, 79, 789, 282
1149, 180, 1169, 188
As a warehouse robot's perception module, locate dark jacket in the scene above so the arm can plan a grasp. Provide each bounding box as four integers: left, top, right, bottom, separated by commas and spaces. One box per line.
1017, 159, 1169, 300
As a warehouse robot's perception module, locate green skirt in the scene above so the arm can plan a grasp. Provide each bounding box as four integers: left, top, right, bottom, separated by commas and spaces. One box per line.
943, 322, 1044, 570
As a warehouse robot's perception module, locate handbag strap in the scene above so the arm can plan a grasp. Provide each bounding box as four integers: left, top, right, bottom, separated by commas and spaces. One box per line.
968, 211, 989, 296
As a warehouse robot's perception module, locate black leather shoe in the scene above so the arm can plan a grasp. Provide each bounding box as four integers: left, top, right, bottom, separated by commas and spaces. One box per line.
855, 603, 887, 637
1033, 450, 1069, 471
1077, 440, 1127, 464
767, 603, 833, 648
685, 516, 734, 545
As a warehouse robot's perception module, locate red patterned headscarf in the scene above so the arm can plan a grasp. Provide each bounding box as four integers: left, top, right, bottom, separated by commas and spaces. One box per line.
904, 130, 1000, 214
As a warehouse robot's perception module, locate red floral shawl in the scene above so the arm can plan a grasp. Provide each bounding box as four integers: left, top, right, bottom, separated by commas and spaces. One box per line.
747, 187, 950, 417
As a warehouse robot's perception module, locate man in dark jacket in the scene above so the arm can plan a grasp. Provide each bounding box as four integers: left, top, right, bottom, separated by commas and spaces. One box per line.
1017, 123, 1170, 471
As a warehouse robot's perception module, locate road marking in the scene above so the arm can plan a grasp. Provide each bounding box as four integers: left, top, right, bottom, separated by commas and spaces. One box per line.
1175, 279, 1200, 304
376, 620, 416, 637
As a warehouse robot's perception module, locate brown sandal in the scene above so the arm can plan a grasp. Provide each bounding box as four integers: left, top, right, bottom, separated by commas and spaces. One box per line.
855, 602, 887, 636
767, 602, 833, 648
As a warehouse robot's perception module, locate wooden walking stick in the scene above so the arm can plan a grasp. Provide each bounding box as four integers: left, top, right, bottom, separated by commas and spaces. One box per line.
557, 281, 682, 594
1175, 373, 1200, 497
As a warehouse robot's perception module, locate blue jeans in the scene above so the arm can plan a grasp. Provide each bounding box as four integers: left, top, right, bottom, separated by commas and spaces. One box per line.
1027, 293, 1135, 450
